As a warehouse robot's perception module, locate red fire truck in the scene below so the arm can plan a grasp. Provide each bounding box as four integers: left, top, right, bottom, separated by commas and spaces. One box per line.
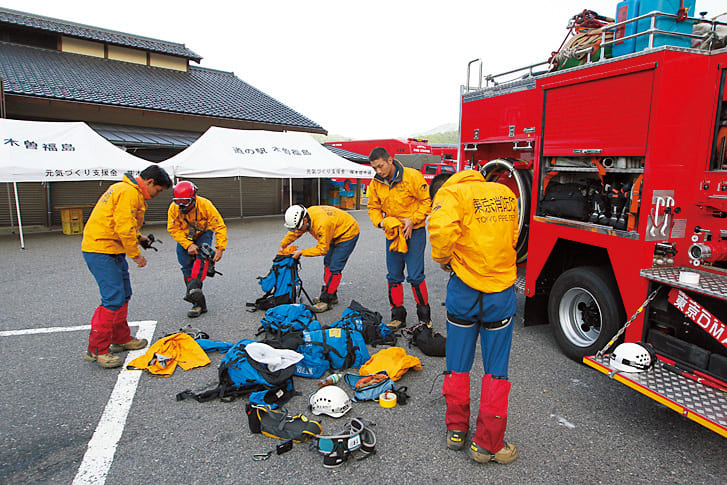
325, 138, 457, 184
325, 137, 433, 156
460, 16, 727, 436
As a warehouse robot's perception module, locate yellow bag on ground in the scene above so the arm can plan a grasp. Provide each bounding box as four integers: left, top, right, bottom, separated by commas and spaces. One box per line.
359, 346, 422, 381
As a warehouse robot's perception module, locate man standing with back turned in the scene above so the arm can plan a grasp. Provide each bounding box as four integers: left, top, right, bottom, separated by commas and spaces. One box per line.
82, 165, 172, 368
428, 170, 519, 464
367, 147, 431, 330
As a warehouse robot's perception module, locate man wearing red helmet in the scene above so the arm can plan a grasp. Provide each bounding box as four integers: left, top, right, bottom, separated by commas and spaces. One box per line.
167, 181, 227, 317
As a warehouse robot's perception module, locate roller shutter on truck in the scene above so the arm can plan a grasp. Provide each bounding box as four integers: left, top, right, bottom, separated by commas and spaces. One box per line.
542, 63, 656, 156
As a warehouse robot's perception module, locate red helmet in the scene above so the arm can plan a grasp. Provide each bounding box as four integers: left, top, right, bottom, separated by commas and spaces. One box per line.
173, 181, 197, 213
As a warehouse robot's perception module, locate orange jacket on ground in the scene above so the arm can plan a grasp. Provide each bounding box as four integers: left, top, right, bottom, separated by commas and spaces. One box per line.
81, 173, 147, 258
167, 195, 227, 251
359, 346, 422, 381
280, 205, 359, 257
429, 170, 518, 294
127, 333, 211, 377
367, 159, 431, 229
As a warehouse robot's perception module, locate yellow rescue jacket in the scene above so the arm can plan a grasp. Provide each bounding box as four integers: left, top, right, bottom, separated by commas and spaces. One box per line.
167, 195, 228, 251
382, 217, 408, 253
429, 170, 518, 294
359, 346, 422, 381
81, 173, 147, 258
367, 159, 431, 229
127, 333, 211, 377
280, 205, 359, 257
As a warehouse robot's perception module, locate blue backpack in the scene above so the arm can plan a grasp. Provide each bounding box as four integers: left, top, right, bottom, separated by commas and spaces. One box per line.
176, 338, 296, 407
329, 301, 397, 347
256, 303, 321, 339
246, 255, 312, 312
294, 328, 370, 379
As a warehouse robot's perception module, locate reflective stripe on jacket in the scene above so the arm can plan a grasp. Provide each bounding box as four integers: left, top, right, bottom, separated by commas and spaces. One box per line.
81, 173, 146, 257
428, 170, 518, 293
280, 205, 359, 257
367, 159, 431, 229
167, 195, 227, 250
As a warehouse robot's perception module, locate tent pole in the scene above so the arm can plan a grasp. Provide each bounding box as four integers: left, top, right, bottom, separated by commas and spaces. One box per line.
288, 177, 292, 208
13, 182, 25, 249
238, 177, 243, 218
6, 182, 15, 233
317, 178, 321, 205
45, 182, 52, 227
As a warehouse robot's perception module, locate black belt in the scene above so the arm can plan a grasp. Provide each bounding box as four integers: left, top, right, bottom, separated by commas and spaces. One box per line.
447, 313, 511, 329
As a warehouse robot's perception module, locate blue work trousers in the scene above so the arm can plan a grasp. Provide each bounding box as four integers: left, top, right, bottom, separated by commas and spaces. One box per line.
385, 226, 426, 285
83, 252, 132, 310
324, 235, 359, 273
445, 273, 516, 378
176, 230, 214, 279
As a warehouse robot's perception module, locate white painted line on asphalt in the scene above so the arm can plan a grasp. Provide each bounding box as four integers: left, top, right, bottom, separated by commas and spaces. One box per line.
0, 322, 139, 337
72, 320, 157, 485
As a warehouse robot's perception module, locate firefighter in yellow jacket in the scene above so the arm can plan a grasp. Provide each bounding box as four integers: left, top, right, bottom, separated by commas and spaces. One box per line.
82, 165, 172, 368
367, 147, 432, 330
167, 181, 227, 318
279, 205, 359, 313
429, 170, 519, 465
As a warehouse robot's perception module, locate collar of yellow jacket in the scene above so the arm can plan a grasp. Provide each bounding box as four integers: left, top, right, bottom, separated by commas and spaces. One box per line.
134, 175, 152, 200
440, 169, 485, 190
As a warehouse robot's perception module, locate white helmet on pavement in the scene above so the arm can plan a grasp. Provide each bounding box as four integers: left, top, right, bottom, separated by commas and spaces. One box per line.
309, 386, 352, 418
284, 205, 307, 230
610, 342, 656, 373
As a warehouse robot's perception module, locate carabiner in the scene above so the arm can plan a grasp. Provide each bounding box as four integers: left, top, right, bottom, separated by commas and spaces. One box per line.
252, 451, 272, 461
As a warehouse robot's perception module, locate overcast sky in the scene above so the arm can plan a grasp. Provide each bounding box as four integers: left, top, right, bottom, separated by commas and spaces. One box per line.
3, 0, 725, 139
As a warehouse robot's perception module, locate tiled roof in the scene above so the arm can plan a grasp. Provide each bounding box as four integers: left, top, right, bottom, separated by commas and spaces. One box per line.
0, 42, 325, 133
324, 144, 370, 163
0, 7, 202, 61
89, 123, 202, 149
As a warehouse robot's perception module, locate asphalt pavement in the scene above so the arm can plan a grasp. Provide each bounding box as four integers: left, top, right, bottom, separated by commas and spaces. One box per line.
0, 210, 724, 485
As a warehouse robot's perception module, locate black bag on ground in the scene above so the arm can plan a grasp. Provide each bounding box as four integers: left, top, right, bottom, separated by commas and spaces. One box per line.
404, 322, 446, 357
540, 182, 590, 221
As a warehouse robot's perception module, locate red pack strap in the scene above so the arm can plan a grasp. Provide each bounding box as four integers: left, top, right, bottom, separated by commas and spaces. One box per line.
627, 174, 643, 231
668, 288, 727, 349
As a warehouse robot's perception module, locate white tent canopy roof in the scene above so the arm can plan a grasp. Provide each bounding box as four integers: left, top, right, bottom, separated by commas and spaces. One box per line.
159, 127, 374, 179
0, 119, 151, 182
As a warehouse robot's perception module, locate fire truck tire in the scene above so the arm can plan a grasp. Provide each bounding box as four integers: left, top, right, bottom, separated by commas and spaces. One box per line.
548, 266, 622, 361
481, 159, 531, 263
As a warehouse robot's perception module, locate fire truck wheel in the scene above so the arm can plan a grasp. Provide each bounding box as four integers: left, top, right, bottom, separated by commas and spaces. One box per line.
548, 266, 622, 361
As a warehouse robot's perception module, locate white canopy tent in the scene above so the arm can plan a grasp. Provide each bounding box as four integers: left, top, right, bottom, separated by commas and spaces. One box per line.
0, 119, 151, 248
160, 127, 374, 180
159, 127, 374, 208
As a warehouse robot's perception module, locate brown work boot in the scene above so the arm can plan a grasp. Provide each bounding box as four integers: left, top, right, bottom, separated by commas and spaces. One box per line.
469, 442, 519, 464
446, 430, 467, 451
387, 319, 405, 330
109, 338, 148, 353
387, 306, 407, 330
188, 304, 208, 318
84, 350, 124, 369
311, 301, 331, 313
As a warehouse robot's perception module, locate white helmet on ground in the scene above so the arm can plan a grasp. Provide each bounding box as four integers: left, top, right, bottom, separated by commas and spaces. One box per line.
284, 205, 307, 230
309, 386, 352, 418
610, 342, 656, 373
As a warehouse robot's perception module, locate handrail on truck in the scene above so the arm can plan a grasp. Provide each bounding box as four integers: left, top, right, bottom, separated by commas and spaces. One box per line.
465, 11, 727, 93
